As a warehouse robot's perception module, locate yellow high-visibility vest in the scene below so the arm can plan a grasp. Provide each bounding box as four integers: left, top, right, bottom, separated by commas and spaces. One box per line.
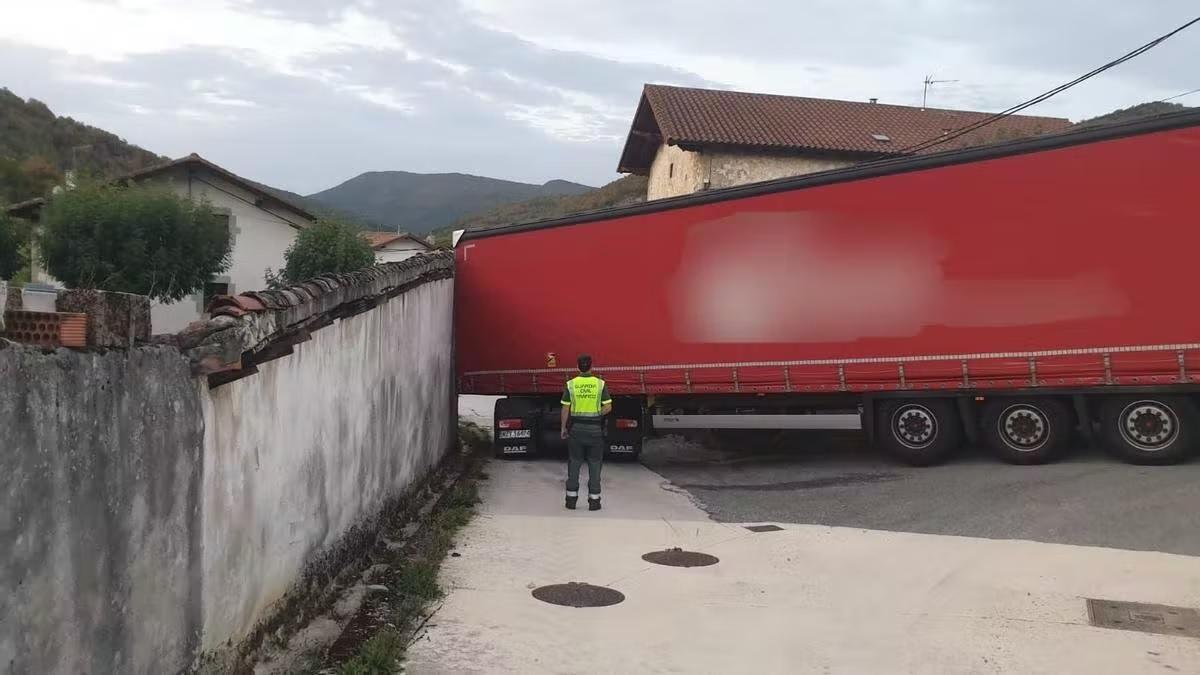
561, 375, 612, 418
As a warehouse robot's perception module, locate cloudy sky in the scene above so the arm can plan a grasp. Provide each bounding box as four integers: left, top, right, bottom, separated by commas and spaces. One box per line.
1, 1, 1197, 194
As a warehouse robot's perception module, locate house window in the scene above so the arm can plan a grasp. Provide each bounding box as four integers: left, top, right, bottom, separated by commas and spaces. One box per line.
669, 163, 674, 179
203, 281, 230, 308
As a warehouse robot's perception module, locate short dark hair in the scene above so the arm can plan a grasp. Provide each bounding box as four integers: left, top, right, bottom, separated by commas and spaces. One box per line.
577, 353, 592, 372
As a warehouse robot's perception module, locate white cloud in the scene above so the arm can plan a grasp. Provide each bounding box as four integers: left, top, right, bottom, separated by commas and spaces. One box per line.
1, 0, 405, 74
345, 86, 415, 113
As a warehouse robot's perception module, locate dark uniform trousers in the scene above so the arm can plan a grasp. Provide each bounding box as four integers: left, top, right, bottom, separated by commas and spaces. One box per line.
566, 423, 604, 497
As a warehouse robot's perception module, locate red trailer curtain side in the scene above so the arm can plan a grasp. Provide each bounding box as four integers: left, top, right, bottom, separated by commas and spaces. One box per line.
456, 114, 1200, 398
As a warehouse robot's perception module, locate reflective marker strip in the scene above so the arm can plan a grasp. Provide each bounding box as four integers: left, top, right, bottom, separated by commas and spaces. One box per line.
464, 342, 1200, 377
652, 414, 862, 430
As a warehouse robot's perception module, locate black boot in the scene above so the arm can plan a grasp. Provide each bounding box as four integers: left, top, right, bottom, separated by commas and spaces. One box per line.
565, 495, 578, 510
588, 497, 602, 511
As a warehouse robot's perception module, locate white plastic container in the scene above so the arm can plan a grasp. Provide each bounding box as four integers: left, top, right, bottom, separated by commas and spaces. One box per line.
21, 283, 58, 313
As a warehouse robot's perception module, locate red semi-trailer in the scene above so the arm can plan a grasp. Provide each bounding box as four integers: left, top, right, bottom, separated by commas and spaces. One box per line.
455, 111, 1200, 466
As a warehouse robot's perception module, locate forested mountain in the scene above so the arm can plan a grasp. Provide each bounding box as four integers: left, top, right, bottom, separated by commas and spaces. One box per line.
0, 88, 163, 203
426, 174, 647, 245
306, 171, 593, 235
1074, 101, 1190, 129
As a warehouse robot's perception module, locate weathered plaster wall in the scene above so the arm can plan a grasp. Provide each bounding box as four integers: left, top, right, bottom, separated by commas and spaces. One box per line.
0, 256, 456, 673
0, 345, 204, 675
646, 144, 860, 199
647, 143, 706, 200
199, 278, 454, 648
706, 149, 857, 189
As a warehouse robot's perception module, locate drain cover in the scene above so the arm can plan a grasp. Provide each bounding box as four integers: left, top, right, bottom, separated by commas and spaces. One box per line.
641, 548, 719, 568
1086, 599, 1200, 638
745, 524, 784, 533
532, 582, 625, 608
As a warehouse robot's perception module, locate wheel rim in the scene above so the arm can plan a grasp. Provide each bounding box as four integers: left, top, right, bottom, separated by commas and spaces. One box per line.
998, 404, 1050, 452
1119, 400, 1179, 452
892, 404, 938, 450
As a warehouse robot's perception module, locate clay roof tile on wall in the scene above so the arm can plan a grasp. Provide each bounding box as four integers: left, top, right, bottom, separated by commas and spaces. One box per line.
618, 84, 1073, 174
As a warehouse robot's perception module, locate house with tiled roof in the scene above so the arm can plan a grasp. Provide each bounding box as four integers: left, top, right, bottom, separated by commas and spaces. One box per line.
361, 231, 431, 263
5, 154, 319, 333
618, 84, 1072, 200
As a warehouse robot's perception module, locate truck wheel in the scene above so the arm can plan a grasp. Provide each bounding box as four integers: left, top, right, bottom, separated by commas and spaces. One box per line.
1099, 396, 1197, 465
981, 398, 1071, 465
875, 399, 962, 466
493, 397, 537, 460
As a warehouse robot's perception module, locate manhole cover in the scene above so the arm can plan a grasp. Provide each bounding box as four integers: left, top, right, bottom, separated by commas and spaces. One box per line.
745, 524, 784, 533
532, 582, 625, 608
641, 548, 719, 567
1086, 599, 1200, 638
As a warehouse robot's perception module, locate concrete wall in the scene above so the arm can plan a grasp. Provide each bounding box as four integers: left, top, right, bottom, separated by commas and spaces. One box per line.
199, 277, 454, 648
0, 260, 455, 673
0, 345, 204, 675
646, 144, 859, 200
148, 168, 313, 334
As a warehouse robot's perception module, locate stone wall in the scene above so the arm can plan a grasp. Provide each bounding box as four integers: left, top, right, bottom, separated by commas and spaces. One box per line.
0, 253, 456, 674
647, 143, 706, 200
0, 346, 204, 675
646, 144, 860, 200
707, 149, 857, 190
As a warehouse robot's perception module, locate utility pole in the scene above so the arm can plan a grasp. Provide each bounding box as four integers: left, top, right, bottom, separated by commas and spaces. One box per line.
922, 75, 959, 110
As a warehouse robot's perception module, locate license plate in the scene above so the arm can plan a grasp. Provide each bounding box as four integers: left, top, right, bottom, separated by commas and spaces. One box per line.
498, 429, 531, 439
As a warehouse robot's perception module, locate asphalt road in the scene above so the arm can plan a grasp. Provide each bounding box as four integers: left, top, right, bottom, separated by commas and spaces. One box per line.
642, 431, 1200, 557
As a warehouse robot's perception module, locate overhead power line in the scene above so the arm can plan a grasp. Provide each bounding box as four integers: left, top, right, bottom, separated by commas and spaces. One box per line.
1159, 87, 1200, 103
897, 15, 1200, 155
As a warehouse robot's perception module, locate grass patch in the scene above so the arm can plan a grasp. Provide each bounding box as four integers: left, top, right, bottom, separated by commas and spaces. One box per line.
446, 481, 480, 509
394, 561, 442, 602
336, 628, 404, 675
458, 421, 491, 454
327, 422, 490, 673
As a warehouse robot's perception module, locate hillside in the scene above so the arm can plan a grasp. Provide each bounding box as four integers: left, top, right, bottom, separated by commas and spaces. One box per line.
306, 171, 594, 234
0, 87, 164, 203
429, 174, 648, 244
257, 183, 375, 229
1074, 101, 1190, 129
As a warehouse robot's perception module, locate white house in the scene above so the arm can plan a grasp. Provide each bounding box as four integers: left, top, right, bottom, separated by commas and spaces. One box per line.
6, 154, 319, 333
362, 231, 430, 263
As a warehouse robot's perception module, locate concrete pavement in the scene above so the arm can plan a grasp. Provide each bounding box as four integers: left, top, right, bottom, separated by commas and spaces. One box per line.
405, 458, 1200, 674
644, 432, 1200, 556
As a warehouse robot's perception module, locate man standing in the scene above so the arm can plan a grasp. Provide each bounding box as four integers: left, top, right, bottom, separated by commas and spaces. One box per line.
560, 354, 613, 511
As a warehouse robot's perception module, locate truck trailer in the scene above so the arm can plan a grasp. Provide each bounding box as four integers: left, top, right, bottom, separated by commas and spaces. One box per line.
454, 110, 1200, 467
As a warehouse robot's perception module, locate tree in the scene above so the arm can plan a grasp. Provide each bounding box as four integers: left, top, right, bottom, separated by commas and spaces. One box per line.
268, 218, 375, 287
39, 181, 231, 301
0, 210, 22, 280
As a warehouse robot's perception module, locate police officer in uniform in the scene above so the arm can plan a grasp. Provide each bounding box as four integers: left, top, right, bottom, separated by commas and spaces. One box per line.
560, 354, 613, 510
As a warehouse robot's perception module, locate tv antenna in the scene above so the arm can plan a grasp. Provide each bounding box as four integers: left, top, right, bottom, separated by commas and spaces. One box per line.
922, 74, 959, 110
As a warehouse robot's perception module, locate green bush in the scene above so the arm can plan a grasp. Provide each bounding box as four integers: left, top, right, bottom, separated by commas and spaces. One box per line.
268, 218, 375, 287
39, 181, 231, 301
0, 210, 22, 280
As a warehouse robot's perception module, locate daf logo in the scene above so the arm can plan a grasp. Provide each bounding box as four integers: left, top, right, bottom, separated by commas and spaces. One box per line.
610, 445, 635, 453
502, 445, 528, 455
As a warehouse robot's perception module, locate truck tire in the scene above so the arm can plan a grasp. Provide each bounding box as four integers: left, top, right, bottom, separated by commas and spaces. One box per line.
1099, 396, 1197, 465
493, 397, 538, 460
980, 398, 1071, 465
875, 399, 962, 466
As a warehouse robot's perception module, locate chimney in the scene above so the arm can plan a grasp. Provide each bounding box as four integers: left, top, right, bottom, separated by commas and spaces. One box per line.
869, 98, 878, 104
